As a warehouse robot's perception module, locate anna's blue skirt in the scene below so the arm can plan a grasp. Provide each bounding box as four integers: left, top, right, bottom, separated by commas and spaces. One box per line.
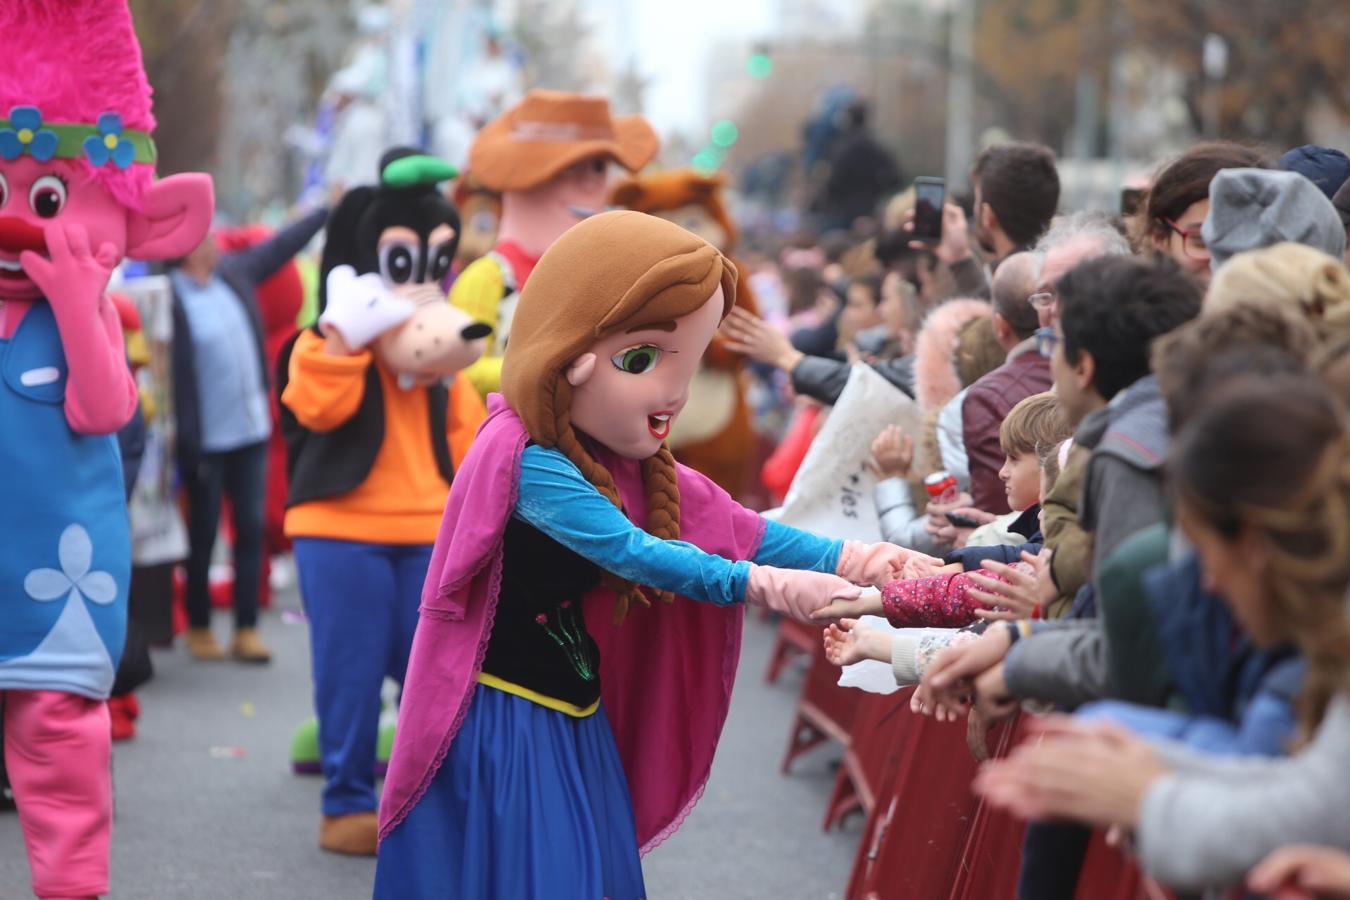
373, 685, 646, 900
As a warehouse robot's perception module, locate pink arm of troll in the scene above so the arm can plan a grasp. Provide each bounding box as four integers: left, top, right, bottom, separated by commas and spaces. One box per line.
54, 293, 138, 434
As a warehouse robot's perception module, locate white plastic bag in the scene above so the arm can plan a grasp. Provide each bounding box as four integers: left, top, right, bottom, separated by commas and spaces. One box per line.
837, 620, 958, 696
775, 364, 923, 542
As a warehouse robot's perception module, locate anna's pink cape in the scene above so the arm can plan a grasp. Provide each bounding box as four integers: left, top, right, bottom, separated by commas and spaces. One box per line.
378, 395, 765, 851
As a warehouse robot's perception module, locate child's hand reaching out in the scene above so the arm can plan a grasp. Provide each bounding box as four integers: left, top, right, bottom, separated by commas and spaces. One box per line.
809, 589, 883, 622
822, 618, 891, 667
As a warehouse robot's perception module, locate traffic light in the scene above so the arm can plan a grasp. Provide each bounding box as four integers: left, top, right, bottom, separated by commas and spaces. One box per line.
710, 120, 739, 148
747, 52, 773, 79
691, 145, 726, 175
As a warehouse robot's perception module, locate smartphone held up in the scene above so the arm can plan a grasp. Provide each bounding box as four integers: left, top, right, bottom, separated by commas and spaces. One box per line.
911, 176, 945, 243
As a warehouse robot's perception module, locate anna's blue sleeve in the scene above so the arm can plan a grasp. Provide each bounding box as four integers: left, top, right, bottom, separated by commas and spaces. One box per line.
514, 445, 750, 606
753, 519, 842, 573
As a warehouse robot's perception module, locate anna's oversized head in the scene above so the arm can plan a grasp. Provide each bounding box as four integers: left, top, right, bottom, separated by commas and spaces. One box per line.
501, 211, 737, 617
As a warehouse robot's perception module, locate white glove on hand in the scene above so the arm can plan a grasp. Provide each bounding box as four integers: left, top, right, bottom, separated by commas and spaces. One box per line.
319, 265, 415, 350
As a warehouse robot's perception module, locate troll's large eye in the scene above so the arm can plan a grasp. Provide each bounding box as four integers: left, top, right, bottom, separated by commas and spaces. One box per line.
427, 242, 453, 283
0, 172, 8, 209
29, 175, 66, 219
611, 344, 661, 374
379, 241, 419, 284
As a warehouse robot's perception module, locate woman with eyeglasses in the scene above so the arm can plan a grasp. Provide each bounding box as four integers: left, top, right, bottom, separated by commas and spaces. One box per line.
1136, 142, 1270, 285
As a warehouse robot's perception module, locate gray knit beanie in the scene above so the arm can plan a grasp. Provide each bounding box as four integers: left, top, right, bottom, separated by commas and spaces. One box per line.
1203, 168, 1347, 271
1333, 177, 1350, 227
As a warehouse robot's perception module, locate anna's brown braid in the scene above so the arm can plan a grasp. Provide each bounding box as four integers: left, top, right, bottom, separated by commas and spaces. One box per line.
552, 381, 682, 623
639, 446, 683, 609
640, 446, 682, 541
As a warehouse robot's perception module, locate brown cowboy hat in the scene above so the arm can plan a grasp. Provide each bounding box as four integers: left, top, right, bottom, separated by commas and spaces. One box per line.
469, 89, 659, 193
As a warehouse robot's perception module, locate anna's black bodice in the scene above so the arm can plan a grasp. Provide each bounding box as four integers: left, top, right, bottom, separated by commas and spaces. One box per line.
479, 516, 604, 710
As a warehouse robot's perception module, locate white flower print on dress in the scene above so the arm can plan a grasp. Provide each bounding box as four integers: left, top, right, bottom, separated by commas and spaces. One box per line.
1, 523, 119, 695
24, 524, 118, 607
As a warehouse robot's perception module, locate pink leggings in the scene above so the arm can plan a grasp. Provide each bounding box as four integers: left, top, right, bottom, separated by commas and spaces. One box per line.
3, 690, 111, 899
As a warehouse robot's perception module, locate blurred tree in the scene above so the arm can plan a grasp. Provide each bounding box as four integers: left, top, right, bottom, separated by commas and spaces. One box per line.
971, 0, 1113, 153
132, 0, 350, 219
130, 0, 241, 178
973, 0, 1350, 153
1123, 0, 1350, 148
218, 0, 352, 219
512, 0, 596, 92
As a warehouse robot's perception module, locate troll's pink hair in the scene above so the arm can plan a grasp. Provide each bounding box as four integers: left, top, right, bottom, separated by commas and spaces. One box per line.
0, 0, 156, 208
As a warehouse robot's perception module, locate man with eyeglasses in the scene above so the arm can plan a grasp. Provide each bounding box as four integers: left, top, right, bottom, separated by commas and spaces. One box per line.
1021, 212, 1134, 617
1027, 210, 1132, 332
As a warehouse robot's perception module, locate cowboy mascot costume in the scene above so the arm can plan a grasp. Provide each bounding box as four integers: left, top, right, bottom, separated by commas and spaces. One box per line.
448, 90, 659, 397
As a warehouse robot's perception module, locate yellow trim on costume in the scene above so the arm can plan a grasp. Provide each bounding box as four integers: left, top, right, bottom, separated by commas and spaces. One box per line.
476, 672, 600, 718
1016, 619, 1034, 639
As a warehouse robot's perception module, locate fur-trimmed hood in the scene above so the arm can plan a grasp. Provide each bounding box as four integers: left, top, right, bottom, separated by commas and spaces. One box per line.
911, 297, 993, 412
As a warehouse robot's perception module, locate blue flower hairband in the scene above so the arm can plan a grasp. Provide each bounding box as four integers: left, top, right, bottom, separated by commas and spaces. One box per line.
0, 106, 156, 169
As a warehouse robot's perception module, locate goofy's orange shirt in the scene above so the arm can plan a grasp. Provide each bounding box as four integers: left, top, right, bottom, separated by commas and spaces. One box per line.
281, 329, 485, 544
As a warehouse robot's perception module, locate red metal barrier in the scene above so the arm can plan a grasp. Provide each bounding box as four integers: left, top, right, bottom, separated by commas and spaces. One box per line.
822, 689, 911, 830
946, 721, 1025, 898
765, 617, 819, 684
780, 638, 863, 773
841, 707, 1179, 900
844, 696, 987, 899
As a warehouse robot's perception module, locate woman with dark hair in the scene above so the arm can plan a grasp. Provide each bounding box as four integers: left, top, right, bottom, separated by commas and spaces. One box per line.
973, 374, 1350, 893
1140, 142, 1270, 284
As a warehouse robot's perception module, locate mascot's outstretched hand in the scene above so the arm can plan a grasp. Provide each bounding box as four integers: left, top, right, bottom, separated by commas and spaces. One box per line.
320, 264, 415, 351
836, 540, 945, 591
745, 565, 861, 624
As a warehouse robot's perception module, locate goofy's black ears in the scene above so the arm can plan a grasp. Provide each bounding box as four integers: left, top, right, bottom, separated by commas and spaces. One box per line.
317, 185, 377, 312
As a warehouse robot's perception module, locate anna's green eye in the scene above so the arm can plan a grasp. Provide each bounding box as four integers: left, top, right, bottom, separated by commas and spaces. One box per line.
611, 344, 662, 374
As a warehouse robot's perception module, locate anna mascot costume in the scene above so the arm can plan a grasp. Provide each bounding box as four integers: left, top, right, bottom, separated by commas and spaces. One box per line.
374, 212, 932, 898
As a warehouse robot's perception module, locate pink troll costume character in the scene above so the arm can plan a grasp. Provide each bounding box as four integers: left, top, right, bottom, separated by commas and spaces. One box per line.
0, 2, 213, 898
374, 212, 928, 899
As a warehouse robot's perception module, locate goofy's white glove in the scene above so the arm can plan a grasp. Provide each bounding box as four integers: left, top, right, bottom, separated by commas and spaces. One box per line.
318, 264, 415, 350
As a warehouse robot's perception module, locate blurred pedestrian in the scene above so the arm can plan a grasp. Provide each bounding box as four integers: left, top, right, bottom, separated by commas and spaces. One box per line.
171, 208, 328, 664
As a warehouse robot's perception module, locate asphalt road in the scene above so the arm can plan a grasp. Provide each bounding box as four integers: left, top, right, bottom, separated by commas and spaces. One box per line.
0, 591, 861, 899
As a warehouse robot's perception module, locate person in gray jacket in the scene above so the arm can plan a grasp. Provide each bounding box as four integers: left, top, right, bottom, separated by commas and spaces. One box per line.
968, 375, 1350, 894
980, 256, 1201, 709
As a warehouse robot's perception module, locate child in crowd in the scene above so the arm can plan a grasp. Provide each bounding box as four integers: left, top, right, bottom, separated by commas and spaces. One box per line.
822, 394, 1072, 680
882, 393, 1069, 627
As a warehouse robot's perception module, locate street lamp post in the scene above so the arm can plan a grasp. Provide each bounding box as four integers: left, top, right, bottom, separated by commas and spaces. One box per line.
1202, 32, 1228, 138
944, 0, 975, 191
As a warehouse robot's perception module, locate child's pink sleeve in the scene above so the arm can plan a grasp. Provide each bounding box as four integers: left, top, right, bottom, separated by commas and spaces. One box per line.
880, 558, 1036, 631
880, 560, 1036, 627
880, 571, 972, 627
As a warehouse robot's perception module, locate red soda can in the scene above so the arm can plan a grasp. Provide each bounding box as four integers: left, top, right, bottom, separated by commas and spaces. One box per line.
924, 470, 959, 505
